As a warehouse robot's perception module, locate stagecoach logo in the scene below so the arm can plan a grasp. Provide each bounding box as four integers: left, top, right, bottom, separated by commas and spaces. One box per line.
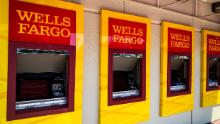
10, 1, 76, 45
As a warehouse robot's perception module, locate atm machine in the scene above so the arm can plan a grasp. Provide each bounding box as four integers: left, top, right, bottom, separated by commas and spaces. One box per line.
201, 30, 220, 107
160, 22, 194, 117
99, 10, 151, 124
5, 0, 83, 122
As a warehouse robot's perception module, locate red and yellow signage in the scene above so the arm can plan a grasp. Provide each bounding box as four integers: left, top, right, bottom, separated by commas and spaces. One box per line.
207, 34, 220, 54
160, 22, 194, 117
108, 18, 146, 50
100, 9, 151, 124
9, 0, 76, 45
168, 28, 192, 53
0, 0, 83, 123
201, 30, 220, 107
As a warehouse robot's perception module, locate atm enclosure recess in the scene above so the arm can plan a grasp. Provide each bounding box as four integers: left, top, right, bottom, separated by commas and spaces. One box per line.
8, 42, 75, 117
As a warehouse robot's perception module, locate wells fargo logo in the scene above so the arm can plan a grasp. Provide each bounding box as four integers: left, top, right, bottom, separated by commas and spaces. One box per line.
111, 25, 144, 45
208, 36, 220, 52
108, 18, 146, 50
168, 28, 192, 52
169, 33, 191, 48
16, 9, 71, 38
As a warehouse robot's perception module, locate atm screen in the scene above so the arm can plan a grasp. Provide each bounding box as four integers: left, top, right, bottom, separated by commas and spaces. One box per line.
112, 53, 142, 99
208, 57, 220, 88
170, 55, 190, 92
16, 48, 69, 111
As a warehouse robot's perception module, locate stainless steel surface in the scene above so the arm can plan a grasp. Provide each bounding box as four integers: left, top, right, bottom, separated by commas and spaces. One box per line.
16, 97, 67, 110
113, 90, 140, 99
170, 85, 186, 91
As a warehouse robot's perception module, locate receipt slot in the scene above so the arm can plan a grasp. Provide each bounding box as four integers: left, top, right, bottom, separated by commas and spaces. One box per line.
201, 30, 220, 107
5, 0, 83, 122
100, 10, 151, 124
160, 22, 194, 117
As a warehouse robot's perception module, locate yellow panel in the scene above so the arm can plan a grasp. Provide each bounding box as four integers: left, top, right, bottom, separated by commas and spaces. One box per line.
201, 30, 220, 107
160, 22, 195, 117
100, 10, 151, 124
0, 0, 83, 123
0, 0, 9, 124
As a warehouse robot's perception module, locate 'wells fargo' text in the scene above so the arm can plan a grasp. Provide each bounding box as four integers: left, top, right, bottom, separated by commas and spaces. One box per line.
112, 25, 144, 45
16, 9, 71, 38
208, 38, 220, 52
170, 33, 191, 49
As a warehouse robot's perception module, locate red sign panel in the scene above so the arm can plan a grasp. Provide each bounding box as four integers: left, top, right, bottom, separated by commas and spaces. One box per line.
9, 1, 76, 45
108, 18, 146, 50
207, 34, 220, 55
168, 28, 192, 53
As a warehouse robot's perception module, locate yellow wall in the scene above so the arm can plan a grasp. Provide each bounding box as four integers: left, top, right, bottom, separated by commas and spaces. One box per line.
160, 22, 195, 117
201, 30, 220, 107
99, 10, 151, 124
0, 0, 9, 123
0, 0, 84, 123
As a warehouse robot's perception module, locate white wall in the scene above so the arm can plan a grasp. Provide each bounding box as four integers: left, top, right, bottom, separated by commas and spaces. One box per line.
83, 12, 100, 124
81, 0, 220, 124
